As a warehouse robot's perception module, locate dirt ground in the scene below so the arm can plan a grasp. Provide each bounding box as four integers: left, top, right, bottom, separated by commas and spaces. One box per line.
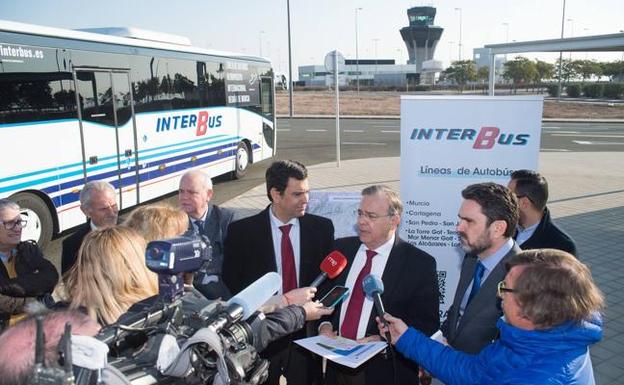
276, 90, 624, 119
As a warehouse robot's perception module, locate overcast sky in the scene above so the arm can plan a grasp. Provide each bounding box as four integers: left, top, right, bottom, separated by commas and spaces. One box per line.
2, 0, 623, 79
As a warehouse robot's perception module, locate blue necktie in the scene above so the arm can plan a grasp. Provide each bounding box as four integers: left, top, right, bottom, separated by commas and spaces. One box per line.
467, 261, 485, 304
194, 219, 204, 233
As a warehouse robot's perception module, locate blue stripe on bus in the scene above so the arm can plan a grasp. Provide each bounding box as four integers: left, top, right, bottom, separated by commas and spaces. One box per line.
0, 133, 232, 184
35, 139, 240, 194
0, 134, 243, 191
51, 143, 261, 207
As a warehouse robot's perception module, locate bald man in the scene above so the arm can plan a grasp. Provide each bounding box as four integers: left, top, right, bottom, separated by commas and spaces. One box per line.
179, 170, 235, 300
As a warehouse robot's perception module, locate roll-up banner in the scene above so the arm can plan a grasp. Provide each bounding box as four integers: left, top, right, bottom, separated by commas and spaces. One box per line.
399, 95, 543, 321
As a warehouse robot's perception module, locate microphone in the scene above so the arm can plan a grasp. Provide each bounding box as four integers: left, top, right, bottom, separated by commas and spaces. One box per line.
226, 271, 282, 320
363, 274, 389, 330
309, 251, 348, 288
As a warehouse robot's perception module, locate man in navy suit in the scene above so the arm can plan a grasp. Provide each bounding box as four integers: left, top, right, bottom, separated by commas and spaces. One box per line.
319, 185, 439, 385
508, 170, 577, 256
179, 169, 234, 300
223, 160, 334, 385
441, 182, 520, 354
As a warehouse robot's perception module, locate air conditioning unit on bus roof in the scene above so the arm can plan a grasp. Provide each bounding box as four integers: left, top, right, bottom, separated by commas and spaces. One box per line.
76, 27, 192, 46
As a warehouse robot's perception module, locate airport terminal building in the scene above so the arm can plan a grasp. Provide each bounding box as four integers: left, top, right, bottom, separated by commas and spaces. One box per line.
298, 6, 444, 88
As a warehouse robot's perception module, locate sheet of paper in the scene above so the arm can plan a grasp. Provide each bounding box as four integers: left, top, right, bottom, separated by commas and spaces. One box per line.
295, 335, 387, 369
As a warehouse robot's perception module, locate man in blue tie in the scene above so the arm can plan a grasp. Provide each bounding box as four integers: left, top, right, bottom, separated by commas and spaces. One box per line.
441, 182, 520, 354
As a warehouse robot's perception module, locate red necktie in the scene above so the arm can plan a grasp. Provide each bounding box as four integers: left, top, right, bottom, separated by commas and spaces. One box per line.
280, 224, 297, 293
341, 249, 377, 340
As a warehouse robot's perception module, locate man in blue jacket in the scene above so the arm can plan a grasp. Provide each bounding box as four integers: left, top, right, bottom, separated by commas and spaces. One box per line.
378, 249, 603, 385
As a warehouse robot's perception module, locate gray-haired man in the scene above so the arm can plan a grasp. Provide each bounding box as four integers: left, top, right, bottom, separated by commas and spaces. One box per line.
61, 180, 118, 274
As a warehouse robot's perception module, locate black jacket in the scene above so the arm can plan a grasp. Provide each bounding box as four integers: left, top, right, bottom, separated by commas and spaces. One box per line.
517, 207, 577, 256
61, 221, 92, 275
0, 241, 58, 328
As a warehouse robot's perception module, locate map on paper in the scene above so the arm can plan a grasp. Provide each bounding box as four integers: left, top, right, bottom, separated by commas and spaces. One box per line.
307, 191, 360, 238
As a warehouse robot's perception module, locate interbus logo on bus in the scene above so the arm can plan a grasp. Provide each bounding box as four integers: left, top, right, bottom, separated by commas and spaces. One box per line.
155, 111, 222, 136
409, 126, 530, 149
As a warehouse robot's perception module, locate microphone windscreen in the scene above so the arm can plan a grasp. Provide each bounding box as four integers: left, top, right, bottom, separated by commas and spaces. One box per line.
320, 251, 348, 279
227, 272, 281, 320
363, 274, 384, 297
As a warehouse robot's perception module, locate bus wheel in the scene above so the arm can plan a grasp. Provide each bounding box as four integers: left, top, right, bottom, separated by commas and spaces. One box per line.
233, 142, 250, 179
10, 193, 54, 249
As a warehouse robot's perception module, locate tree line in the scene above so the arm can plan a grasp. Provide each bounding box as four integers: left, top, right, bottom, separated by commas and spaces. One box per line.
441, 58, 624, 98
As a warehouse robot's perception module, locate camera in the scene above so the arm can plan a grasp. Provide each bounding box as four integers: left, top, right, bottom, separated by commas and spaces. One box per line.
70, 236, 272, 385
146, 235, 212, 302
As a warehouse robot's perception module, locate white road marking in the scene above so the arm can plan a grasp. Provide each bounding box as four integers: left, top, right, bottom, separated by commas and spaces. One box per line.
306, 129, 327, 132
342, 142, 387, 146
381, 130, 400, 133
544, 130, 579, 134
552, 134, 624, 138
573, 140, 624, 145
344, 129, 364, 133
541, 148, 571, 152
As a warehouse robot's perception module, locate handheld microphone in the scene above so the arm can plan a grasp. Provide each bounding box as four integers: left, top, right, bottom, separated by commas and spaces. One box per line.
363, 274, 390, 331
309, 251, 348, 288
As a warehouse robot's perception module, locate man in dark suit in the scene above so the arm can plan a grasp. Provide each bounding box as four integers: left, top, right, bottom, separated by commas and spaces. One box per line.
223, 160, 335, 385
61, 180, 118, 274
179, 169, 235, 300
319, 185, 439, 385
508, 170, 577, 256
441, 182, 520, 354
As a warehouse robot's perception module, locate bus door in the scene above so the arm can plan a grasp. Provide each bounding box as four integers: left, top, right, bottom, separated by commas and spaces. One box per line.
74, 69, 139, 209
259, 76, 276, 157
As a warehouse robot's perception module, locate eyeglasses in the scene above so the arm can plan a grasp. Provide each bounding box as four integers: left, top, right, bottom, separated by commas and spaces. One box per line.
357, 209, 395, 221
497, 280, 515, 297
1, 219, 27, 230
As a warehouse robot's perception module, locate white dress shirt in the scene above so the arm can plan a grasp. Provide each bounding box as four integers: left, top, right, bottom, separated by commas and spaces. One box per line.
269, 206, 301, 294
338, 234, 395, 339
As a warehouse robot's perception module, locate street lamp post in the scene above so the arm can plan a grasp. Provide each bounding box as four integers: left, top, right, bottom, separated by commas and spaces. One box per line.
259, 31, 265, 56
355, 7, 362, 95
557, 0, 567, 100
502, 22, 509, 62
373, 38, 380, 81
567, 18, 574, 60
454, 7, 462, 61
286, 0, 293, 117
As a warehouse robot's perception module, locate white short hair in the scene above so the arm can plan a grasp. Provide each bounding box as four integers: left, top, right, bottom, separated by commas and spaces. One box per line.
79, 180, 115, 209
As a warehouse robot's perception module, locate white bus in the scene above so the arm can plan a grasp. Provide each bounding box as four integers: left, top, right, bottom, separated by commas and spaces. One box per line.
0, 21, 276, 248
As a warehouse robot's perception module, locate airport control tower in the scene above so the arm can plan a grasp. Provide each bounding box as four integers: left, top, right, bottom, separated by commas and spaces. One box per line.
400, 6, 443, 73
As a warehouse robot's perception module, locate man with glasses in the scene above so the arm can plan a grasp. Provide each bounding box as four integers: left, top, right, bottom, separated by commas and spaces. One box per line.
319, 185, 439, 385
61, 180, 119, 274
441, 182, 520, 354
223, 160, 335, 385
508, 169, 577, 256
0, 199, 58, 330
378, 249, 603, 385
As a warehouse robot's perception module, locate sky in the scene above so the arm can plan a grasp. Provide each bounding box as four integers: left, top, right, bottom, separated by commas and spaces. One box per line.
1, 0, 623, 80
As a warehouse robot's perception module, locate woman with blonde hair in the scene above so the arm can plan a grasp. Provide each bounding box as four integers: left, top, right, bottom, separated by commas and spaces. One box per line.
123, 204, 188, 242
64, 226, 158, 325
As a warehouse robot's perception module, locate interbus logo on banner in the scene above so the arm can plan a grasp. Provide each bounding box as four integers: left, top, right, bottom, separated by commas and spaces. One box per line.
409, 127, 530, 149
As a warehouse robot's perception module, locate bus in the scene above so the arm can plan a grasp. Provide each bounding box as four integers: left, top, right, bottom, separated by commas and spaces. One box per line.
0, 21, 276, 248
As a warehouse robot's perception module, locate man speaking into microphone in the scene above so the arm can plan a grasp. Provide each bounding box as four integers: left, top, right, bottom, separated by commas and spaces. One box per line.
319, 185, 439, 385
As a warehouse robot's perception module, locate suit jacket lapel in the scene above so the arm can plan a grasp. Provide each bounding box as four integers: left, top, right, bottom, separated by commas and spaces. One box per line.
260, 206, 278, 272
